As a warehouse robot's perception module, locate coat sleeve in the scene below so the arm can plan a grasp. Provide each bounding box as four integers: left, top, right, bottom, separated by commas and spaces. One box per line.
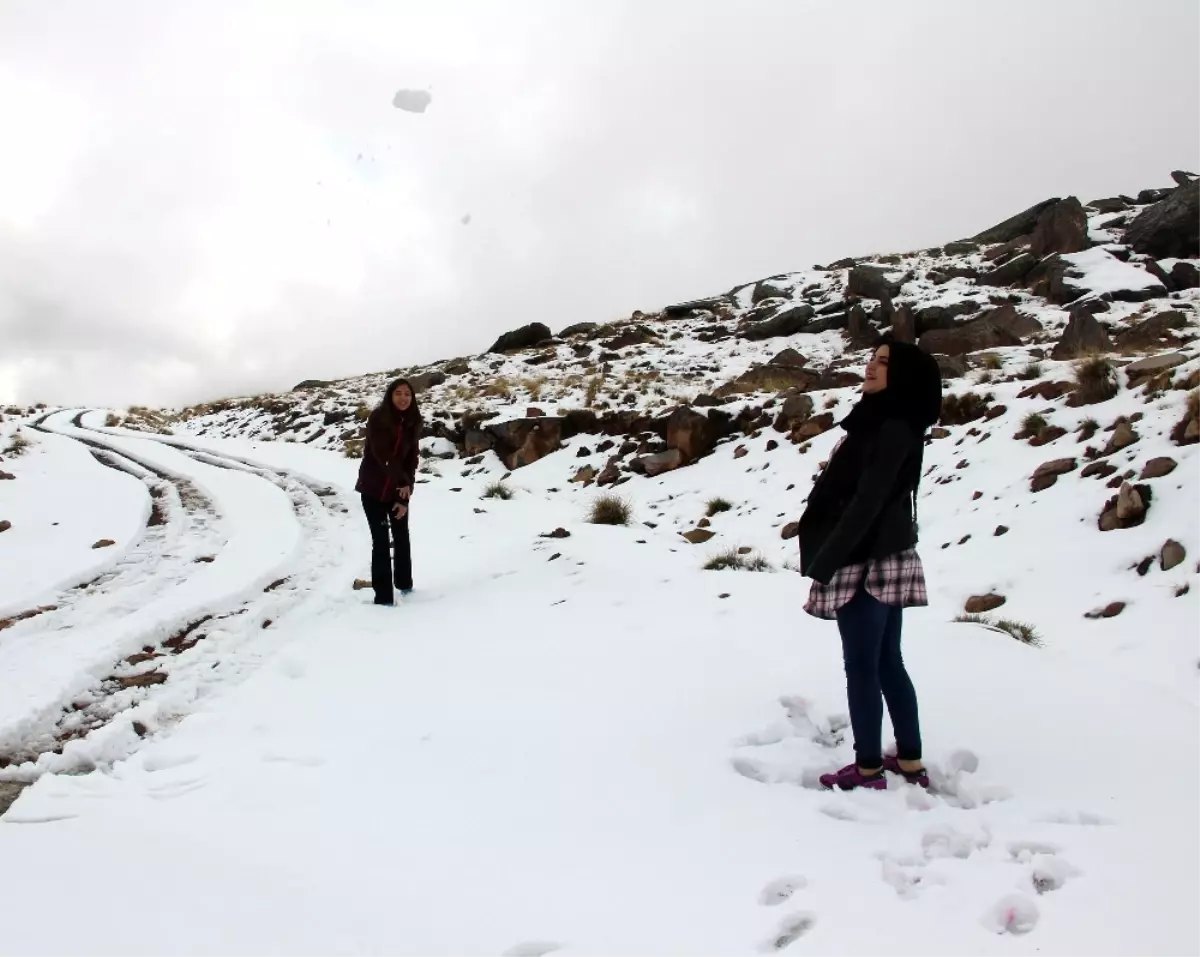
805, 420, 914, 584
365, 415, 412, 495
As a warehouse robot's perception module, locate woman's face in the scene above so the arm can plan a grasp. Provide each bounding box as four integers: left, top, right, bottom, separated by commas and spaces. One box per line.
392, 384, 414, 412
863, 344, 890, 394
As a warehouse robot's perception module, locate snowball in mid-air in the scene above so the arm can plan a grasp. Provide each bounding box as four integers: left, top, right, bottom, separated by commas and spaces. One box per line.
392, 88, 432, 113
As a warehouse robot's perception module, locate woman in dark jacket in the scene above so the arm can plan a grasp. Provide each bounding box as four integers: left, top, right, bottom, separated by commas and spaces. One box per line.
798, 336, 942, 791
355, 378, 421, 606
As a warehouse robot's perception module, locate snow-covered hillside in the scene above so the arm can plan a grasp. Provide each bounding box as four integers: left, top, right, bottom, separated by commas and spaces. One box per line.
0, 177, 1197, 956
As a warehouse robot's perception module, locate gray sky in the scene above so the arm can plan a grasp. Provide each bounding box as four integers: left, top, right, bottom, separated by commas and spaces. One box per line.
1, 0, 1197, 408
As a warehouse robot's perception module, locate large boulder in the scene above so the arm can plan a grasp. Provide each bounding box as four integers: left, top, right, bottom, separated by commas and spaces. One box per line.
1029, 197, 1090, 257
891, 305, 916, 343
739, 303, 814, 341
1170, 261, 1199, 289
846, 265, 905, 300
666, 408, 718, 463
979, 252, 1038, 287
751, 278, 793, 304
914, 301, 981, 332
1114, 312, 1189, 352
408, 370, 447, 393
1051, 310, 1113, 360
487, 418, 564, 469
971, 197, 1061, 244
773, 393, 815, 432
982, 304, 1044, 339
1124, 180, 1200, 259
559, 322, 598, 338
919, 317, 1022, 356
634, 449, 684, 477
488, 322, 553, 354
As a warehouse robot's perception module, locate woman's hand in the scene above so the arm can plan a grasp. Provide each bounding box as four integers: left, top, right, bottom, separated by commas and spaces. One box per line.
398, 486, 412, 501
392, 502, 408, 519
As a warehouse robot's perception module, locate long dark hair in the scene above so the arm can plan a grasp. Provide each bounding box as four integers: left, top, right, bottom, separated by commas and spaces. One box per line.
841, 336, 942, 527
373, 377, 422, 431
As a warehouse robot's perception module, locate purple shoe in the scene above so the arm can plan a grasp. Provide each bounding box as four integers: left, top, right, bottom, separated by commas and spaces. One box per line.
819, 763, 887, 791
882, 756, 930, 788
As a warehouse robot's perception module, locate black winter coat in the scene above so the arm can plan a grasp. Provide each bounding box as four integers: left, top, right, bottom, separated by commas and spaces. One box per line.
355, 410, 419, 503
798, 418, 922, 584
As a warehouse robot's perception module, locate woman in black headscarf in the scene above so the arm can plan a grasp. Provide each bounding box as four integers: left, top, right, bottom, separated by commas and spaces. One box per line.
797, 336, 943, 791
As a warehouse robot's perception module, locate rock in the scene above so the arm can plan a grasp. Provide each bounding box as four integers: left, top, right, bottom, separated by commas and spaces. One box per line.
1085, 602, 1126, 620
408, 370, 447, 393
994, 525, 1009, 536
1024, 255, 1083, 305
1116, 313, 1189, 353
463, 429, 496, 457
1171, 170, 1197, 186
979, 252, 1038, 287
794, 413, 835, 440
526, 407, 546, 418
0, 471, 13, 480
891, 305, 916, 343
751, 278, 792, 304
781, 521, 800, 540
965, 593, 1007, 614
1087, 197, 1130, 214
845, 303, 879, 349
1140, 456, 1178, 479
1099, 482, 1151, 531
769, 348, 808, 368
935, 355, 968, 379
1170, 261, 1199, 289
717, 363, 819, 396
1125, 350, 1188, 379
1018, 380, 1071, 401
637, 449, 685, 477
982, 304, 1044, 339
443, 359, 471, 375
919, 317, 1021, 356
666, 408, 718, 463
1081, 461, 1118, 479
1101, 420, 1139, 457
943, 240, 981, 255
559, 322, 598, 338
773, 393, 815, 432
1051, 310, 1113, 360
596, 458, 621, 487
1029, 197, 1089, 257
1125, 180, 1199, 258
571, 465, 597, 484
0, 520, 10, 533
92, 539, 116, 549
114, 670, 168, 689
682, 528, 716, 544
914, 301, 981, 332
693, 394, 723, 408
352, 578, 372, 590
487, 322, 553, 354
972, 197, 1061, 244
488, 418, 563, 469
740, 304, 815, 341
1161, 539, 1186, 571
293, 379, 333, 391
846, 264, 905, 300
1030, 458, 1077, 491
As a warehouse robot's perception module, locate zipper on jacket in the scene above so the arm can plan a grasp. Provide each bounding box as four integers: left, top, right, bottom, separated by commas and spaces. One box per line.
381, 424, 404, 499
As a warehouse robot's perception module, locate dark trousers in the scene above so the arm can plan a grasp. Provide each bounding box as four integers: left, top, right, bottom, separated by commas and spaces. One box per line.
835, 588, 922, 769
361, 493, 412, 605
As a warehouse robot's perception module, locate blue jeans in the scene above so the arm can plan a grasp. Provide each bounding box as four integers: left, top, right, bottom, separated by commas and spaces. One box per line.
835, 588, 922, 769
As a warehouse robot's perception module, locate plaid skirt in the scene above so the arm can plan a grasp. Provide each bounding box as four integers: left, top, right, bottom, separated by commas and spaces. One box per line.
803, 548, 928, 620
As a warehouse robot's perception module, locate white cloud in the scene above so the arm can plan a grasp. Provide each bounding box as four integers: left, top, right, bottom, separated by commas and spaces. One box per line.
0, 0, 1196, 407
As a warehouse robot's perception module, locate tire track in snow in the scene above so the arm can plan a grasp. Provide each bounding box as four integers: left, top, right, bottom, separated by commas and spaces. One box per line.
0, 413, 351, 791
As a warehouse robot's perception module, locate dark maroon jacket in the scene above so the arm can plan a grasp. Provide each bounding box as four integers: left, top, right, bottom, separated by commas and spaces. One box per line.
355, 408, 419, 503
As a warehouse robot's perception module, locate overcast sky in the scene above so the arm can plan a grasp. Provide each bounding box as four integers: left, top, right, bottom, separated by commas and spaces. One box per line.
1, 0, 1196, 408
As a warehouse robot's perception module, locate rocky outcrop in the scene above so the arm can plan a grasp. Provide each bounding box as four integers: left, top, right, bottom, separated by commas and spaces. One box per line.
773, 393, 814, 433
1051, 311, 1113, 360
919, 317, 1022, 356
488, 418, 563, 469
740, 303, 815, 341
488, 322, 553, 354
1125, 180, 1199, 259
982, 304, 1044, 340
409, 370, 447, 393
846, 265, 905, 300
559, 322, 598, 338
979, 253, 1038, 287
971, 197, 1060, 244
1115, 314, 1188, 353
751, 279, 793, 304
1029, 197, 1090, 257
1030, 458, 1077, 492
666, 408, 718, 463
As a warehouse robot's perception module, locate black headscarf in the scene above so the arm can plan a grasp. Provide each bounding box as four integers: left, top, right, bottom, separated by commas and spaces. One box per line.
839, 337, 942, 527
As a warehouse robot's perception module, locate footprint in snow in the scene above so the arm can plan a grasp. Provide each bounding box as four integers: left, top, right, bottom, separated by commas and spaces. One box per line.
921, 823, 991, 860
758, 875, 807, 906
761, 911, 816, 952
982, 893, 1040, 935
732, 756, 776, 784
1030, 854, 1081, 895
501, 941, 563, 957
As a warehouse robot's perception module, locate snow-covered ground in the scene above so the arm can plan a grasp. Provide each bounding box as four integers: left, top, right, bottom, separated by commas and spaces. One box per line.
2, 380, 1197, 954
